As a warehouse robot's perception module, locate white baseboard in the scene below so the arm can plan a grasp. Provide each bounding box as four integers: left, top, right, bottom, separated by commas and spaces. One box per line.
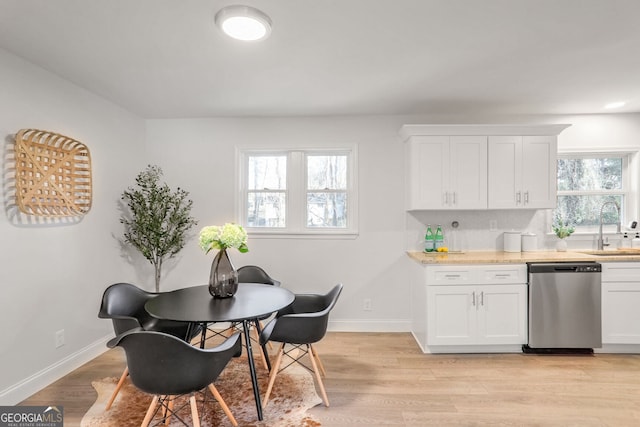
596, 344, 640, 354
0, 334, 112, 406
328, 319, 411, 333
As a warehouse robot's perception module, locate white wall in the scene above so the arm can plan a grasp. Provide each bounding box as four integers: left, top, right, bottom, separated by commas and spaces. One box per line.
0, 48, 146, 404
144, 117, 414, 332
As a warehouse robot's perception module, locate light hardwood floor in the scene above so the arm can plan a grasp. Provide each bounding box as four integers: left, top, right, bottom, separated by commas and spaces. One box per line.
21, 332, 640, 426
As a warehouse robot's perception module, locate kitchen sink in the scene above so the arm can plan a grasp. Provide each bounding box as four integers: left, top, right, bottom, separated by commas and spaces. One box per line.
579, 250, 640, 256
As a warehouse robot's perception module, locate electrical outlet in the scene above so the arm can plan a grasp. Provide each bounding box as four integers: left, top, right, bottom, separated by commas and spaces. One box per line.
363, 298, 373, 311
489, 220, 498, 231
55, 329, 65, 348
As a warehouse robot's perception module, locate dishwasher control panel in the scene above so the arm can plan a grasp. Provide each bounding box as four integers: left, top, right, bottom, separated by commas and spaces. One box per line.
576, 264, 601, 272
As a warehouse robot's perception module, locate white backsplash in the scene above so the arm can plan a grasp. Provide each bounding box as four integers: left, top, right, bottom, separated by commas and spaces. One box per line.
406, 209, 611, 252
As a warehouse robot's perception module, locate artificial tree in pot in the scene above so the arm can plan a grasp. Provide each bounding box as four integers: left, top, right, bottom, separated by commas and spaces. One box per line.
120, 165, 198, 292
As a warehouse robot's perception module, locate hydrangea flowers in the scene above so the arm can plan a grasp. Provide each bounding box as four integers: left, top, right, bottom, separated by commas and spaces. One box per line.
198, 223, 249, 254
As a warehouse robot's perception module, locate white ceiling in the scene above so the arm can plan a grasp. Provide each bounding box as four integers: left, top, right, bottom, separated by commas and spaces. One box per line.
1, 0, 639, 119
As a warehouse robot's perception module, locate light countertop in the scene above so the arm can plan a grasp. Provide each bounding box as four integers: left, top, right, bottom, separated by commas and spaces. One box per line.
407, 250, 640, 264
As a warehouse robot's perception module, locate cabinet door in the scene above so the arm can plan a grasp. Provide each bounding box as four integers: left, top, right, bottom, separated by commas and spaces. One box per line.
602, 281, 640, 344
406, 136, 449, 209
476, 284, 527, 345
521, 136, 557, 208
450, 136, 487, 209
487, 136, 522, 208
427, 285, 476, 345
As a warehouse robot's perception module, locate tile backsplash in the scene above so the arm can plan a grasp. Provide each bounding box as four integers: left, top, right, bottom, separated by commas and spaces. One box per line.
406, 209, 610, 252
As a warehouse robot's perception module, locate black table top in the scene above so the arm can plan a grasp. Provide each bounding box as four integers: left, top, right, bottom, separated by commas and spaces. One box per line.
145, 283, 295, 323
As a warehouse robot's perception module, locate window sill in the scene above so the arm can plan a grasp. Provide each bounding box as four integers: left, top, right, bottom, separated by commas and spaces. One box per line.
247, 229, 359, 240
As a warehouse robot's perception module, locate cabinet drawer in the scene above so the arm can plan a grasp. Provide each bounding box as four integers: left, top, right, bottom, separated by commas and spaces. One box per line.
602, 262, 640, 282
427, 267, 475, 284
481, 265, 527, 284
426, 264, 526, 285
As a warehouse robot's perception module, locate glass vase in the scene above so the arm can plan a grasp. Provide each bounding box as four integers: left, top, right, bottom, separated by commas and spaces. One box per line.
208, 248, 239, 298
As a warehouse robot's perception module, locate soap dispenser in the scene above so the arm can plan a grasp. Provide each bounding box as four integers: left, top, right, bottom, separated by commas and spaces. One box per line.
633, 233, 640, 249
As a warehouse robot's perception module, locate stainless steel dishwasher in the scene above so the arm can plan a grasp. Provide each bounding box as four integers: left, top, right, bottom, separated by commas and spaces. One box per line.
524, 262, 602, 354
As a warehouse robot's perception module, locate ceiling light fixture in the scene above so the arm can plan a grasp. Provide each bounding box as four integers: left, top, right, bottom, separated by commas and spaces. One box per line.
215, 5, 272, 41
604, 101, 626, 109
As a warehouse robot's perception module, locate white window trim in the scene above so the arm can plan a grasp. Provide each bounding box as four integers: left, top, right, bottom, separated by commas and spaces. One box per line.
235, 145, 359, 239
549, 148, 639, 237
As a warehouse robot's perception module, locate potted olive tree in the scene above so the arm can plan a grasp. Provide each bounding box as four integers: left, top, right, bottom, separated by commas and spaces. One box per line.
120, 165, 198, 291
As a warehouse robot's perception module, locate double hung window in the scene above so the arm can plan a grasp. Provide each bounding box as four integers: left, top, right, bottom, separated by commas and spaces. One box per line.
555, 152, 634, 233
238, 147, 357, 236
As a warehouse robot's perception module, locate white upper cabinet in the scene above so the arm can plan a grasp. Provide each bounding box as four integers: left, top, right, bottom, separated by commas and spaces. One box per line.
405, 135, 487, 210
488, 135, 557, 209
400, 124, 570, 211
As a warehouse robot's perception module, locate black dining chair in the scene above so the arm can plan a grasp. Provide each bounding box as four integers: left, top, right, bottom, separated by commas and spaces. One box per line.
238, 265, 281, 343
238, 265, 281, 288
108, 330, 241, 427
259, 283, 343, 408
98, 282, 201, 410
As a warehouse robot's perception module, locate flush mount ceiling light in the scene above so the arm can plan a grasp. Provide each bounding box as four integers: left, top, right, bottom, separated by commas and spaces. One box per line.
215, 5, 272, 41
604, 101, 626, 109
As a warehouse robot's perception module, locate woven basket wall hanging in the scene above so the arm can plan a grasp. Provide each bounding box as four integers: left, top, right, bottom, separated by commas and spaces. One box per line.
15, 129, 92, 217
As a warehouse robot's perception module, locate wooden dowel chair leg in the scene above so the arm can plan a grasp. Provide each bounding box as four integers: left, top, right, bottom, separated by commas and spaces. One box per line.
141, 395, 158, 427
308, 344, 330, 407
164, 396, 174, 425
208, 384, 238, 427
105, 366, 128, 410
189, 394, 201, 427
263, 343, 285, 408
310, 344, 327, 377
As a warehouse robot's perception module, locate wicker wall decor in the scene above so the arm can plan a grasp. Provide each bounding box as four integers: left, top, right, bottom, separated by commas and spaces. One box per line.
15, 129, 92, 217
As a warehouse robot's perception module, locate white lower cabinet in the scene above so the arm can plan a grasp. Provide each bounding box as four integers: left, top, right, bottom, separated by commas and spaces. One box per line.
601, 263, 640, 347
427, 284, 527, 346
412, 264, 527, 353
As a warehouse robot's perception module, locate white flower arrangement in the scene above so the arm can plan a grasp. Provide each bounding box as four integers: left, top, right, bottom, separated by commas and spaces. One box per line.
198, 223, 249, 254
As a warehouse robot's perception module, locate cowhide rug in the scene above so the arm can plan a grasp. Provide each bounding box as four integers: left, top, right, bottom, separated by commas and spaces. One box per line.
81, 357, 322, 427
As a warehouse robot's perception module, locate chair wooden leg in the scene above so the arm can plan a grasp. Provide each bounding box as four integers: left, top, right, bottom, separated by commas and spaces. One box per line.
208, 384, 238, 427
189, 395, 201, 427
105, 366, 128, 410
164, 396, 174, 425
263, 343, 284, 408
252, 326, 269, 370
141, 395, 158, 427
310, 344, 326, 377
308, 344, 330, 407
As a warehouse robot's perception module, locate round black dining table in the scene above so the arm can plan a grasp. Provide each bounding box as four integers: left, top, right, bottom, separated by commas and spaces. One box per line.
145, 283, 295, 421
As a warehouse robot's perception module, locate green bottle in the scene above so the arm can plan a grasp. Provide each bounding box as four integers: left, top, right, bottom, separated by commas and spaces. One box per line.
435, 224, 444, 250
424, 225, 435, 252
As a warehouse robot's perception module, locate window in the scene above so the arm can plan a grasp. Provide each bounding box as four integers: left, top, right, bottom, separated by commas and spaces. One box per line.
238, 147, 357, 236
555, 152, 633, 233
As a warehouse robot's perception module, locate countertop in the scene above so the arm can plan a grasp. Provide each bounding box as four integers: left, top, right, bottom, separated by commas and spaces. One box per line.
407, 249, 640, 264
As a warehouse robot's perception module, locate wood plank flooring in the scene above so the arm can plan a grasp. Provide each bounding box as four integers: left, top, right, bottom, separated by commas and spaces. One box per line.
20, 332, 640, 426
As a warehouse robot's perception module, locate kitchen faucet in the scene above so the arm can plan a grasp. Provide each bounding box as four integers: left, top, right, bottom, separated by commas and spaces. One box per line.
597, 201, 621, 250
